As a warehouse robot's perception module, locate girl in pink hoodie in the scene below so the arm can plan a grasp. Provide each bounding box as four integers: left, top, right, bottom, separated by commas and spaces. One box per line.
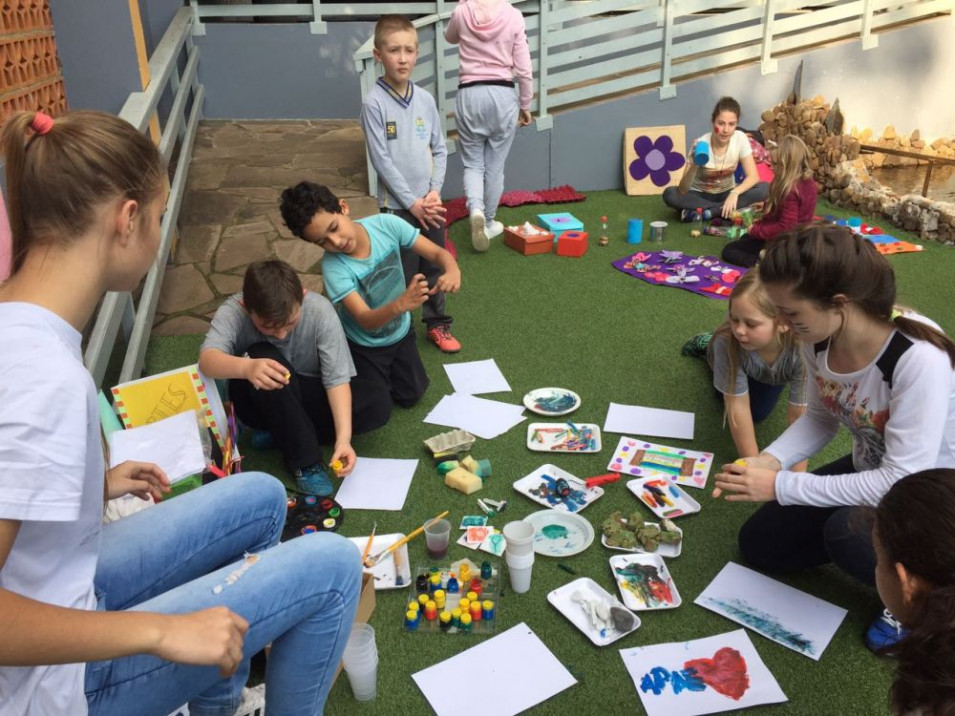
445, 0, 533, 252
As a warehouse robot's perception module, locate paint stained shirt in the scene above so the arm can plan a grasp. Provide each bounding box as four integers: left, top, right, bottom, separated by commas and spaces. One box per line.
321, 214, 419, 348
708, 333, 807, 406
766, 317, 955, 508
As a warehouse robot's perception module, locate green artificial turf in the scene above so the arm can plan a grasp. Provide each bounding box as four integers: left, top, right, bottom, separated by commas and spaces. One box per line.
144, 192, 954, 715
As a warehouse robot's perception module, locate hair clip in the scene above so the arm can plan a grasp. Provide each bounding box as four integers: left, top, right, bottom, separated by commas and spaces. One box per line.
30, 112, 54, 136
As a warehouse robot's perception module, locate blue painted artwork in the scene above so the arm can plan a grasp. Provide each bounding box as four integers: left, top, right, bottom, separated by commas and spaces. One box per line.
698, 596, 817, 657
528, 474, 588, 512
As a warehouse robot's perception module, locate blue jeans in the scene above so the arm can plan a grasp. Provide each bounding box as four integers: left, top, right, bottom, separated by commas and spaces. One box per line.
86, 472, 362, 716
747, 376, 785, 423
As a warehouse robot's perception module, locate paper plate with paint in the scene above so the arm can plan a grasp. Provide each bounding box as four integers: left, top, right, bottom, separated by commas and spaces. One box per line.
524, 509, 595, 557
523, 387, 581, 416
610, 553, 682, 611
348, 533, 411, 590
526, 422, 602, 453
626, 477, 701, 519
548, 577, 641, 646
601, 520, 683, 558
513, 464, 604, 513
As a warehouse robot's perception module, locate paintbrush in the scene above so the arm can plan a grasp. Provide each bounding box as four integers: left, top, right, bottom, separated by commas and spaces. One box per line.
364, 510, 449, 567
360, 522, 377, 565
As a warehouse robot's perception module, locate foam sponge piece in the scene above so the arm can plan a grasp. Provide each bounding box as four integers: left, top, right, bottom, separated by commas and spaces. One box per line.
445, 467, 483, 495
460, 456, 479, 473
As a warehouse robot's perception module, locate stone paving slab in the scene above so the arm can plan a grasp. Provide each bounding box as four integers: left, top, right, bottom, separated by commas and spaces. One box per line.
154, 120, 373, 335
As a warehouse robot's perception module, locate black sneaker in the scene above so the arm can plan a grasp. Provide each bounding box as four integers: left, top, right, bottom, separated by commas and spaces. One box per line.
681, 331, 713, 357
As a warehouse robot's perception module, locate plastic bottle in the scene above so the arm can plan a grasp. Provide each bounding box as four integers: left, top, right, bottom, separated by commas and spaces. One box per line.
599, 215, 609, 246
692, 208, 704, 235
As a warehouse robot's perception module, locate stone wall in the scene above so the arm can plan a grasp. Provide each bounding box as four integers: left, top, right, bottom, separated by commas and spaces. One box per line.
758, 96, 955, 245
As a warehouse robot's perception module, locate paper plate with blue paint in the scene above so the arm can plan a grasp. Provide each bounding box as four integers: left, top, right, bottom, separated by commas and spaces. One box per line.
513, 464, 604, 513
523, 387, 581, 416
524, 509, 595, 557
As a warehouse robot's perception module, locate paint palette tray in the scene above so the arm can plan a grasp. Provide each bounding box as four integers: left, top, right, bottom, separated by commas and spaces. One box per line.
526, 422, 602, 453
513, 464, 604, 513
281, 495, 344, 541
403, 563, 501, 635
601, 520, 683, 558
548, 577, 641, 646
627, 477, 701, 519
609, 553, 682, 611
523, 387, 581, 416
348, 533, 411, 590
524, 509, 595, 557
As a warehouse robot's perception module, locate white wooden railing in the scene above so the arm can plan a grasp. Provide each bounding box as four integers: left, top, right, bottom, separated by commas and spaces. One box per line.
85, 7, 205, 388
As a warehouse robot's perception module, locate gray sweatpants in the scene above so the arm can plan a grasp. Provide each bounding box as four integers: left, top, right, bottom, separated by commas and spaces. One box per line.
454, 84, 519, 221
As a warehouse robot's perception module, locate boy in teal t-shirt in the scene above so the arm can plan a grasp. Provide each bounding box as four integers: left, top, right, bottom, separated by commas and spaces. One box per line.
280, 182, 462, 407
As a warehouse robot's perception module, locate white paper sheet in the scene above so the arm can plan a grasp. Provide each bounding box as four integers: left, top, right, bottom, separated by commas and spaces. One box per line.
108, 410, 205, 484
695, 562, 847, 660
443, 358, 511, 395
619, 629, 787, 716
413, 623, 576, 716
333, 457, 418, 511
423, 393, 526, 439
604, 402, 695, 440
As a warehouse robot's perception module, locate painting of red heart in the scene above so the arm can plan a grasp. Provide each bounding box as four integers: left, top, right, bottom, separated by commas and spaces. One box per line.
619, 629, 787, 716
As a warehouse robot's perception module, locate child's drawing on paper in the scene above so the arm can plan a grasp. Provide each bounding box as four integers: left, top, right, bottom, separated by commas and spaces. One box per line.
608, 437, 713, 489
619, 630, 787, 716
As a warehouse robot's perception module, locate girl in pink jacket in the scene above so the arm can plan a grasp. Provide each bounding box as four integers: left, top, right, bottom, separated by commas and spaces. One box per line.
445, 0, 533, 252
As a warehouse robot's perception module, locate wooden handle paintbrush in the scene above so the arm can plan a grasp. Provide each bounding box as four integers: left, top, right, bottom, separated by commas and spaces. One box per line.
364, 510, 449, 567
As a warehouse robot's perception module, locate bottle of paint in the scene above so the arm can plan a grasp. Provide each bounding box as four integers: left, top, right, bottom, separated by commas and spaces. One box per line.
460, 613, 473, 633
459, 564, 471, 587
451, 608, 462, 628
446, 573, 459, 593
459, 598, 470, 614
482, 600, 496, 621
439, 611, 452, 631
469, 579, 483, 598
405, 610, 420, 631
481, 561, 493, 580
424, 600, 438, 621
429, 574, 441, 592
433, 589, 446, 610
470, 600, 483, 622
415, 574, 429, 593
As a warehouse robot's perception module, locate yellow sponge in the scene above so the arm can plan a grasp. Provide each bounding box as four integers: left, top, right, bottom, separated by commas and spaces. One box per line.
460, 455, 480, 473
445, 467, 482, 495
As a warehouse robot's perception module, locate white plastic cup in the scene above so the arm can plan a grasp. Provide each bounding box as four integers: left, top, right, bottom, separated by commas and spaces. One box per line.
345, 656, 378, 701
343, 623, 376, 667
423, 518, 452, 560
503, 521, 535, 556
506, 551, 535, 593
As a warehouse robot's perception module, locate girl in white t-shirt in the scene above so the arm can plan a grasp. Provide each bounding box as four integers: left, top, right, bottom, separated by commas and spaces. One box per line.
0, 111, 361, 715
662, 96, 770, 219
712, 224, 955, 650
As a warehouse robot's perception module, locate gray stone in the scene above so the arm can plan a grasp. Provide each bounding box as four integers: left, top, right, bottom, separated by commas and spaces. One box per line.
274, 238, 324, 272
299, 273, 325, 296
222, 219, 275, 239
221, 164, 346, 190
220, 187, 282, 204
157, 265, 215, 314
347, 196, 380, 220
185, 162, 229, 191
211, 272, 245, 296
175, 224, 221, 264
215, 231, 272, 273
152, 315, 211, 335
179, 190, 247, 226
268, 209, 295, 239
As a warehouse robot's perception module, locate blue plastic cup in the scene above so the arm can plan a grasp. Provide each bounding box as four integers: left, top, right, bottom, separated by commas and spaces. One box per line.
627, 218, 643, 244
693, 140, 710, 166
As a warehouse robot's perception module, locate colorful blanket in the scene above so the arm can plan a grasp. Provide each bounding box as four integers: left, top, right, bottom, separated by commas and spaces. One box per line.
612, 250, 747, 300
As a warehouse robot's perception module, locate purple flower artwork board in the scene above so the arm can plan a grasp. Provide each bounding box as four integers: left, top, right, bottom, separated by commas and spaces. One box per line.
623, 126, 687, 196
607, 436, 714, 490
612, 250, 747, 301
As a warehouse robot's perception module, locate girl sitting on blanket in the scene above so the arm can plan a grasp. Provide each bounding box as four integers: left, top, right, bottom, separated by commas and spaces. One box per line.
721, 135, 819, 268
682, 270, 807, 468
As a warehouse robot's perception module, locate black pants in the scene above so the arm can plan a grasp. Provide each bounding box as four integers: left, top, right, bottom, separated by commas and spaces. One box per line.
229, 342, 391, 469
721, 235, 765, 268
662, 183, 769, 213
348, 328, 429, 409
737, 455, 877, 586
383, 208, 452, 329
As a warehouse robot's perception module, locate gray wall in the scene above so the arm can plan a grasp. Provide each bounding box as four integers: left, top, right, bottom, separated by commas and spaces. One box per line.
50, 0, 142, 113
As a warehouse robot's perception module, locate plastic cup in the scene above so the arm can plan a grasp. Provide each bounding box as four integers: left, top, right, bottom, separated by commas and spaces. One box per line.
343, 623, 376, 666
693, 140, 710, 166
650, 221, 667, 242
848, 217, 863, 232
424, 518, 451, 560
626, 218, 643, 244
503, 521, 535, 556
345, 656, 378, 701
506, 551, 535, 593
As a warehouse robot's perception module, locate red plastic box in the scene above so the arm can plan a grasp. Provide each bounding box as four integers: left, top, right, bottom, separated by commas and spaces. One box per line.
557, 230, 588, 258
503, 224, 554, 256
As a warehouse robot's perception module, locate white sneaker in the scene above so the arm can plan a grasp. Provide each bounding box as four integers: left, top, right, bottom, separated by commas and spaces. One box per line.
485, 220, 504, 240
470, 209, 489, 252
234, 683, 265, 716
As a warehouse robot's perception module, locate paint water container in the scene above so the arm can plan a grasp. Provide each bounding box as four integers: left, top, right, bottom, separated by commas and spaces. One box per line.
694, 140, 710, 166
627, 218, 643, 244
650, 221, 667, 242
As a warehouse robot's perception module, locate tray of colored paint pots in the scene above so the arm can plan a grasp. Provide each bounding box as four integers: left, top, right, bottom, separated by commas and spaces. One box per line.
348, 533, 411, 590
281, 495, 344, 541
526, 422, 602, 453
626, 477, 701, 519
403, 561, 501, 635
